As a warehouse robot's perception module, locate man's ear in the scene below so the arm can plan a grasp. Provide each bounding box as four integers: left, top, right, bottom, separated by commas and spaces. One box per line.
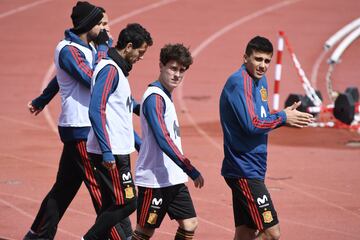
243, 54, 248, 63
125, 42, 133, 52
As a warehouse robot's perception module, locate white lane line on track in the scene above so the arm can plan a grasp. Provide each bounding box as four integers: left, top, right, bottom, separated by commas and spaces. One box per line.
110, 0, 178, 26
0, 153, 57, 169
198, 217, 235, 234
295, 181, 353, 196
281, 218, 359, 239
0, 115, 51, 131
0, 191, 95, 217
41, 0, 179, 133
310, 50, 328, 88
0, 0, 53, 19
177, 0, 300, 150
0, 197, 80, 239
279, 180, 360, 219
0, 236, 16, 240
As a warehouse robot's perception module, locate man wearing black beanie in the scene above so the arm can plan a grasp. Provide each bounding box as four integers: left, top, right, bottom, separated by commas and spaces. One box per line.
23, 2, 133, 240
71, 1, 104, 34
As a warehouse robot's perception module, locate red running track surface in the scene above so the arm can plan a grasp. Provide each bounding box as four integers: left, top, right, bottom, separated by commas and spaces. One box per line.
0, 0, 359, 239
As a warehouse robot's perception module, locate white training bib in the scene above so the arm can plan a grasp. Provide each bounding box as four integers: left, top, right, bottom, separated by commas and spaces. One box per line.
55, 40, 95, 127
87, 59, 135, 155
135, 86, 188, 188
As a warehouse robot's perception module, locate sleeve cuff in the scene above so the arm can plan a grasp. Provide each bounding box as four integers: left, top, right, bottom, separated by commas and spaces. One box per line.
277, 110, 287, 125
102, 152, 115, 162
188, 168, 201, 180
31, 99, 45, 110
97, 44, 109, 53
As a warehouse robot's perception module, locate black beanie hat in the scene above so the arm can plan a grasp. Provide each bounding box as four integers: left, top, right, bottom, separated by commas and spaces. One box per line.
71, 1, 103, 34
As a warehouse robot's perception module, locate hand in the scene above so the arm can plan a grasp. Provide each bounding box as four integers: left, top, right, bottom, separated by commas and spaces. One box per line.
193, 174, 204, 189
28, 101, 42, 116
95, 29, 110, 45
284, 101, 315, 128
102, 160, 116, 170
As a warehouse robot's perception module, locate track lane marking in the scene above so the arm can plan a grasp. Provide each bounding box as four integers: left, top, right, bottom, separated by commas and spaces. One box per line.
0, 0, 53, 19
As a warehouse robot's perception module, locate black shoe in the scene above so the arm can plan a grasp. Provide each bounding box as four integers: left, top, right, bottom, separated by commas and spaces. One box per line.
23, 231, 49, 240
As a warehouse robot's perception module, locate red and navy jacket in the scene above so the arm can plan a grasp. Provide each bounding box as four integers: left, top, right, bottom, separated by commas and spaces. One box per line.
219, 64, 287, 180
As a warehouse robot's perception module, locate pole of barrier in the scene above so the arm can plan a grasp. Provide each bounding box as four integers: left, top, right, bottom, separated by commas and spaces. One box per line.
307, 104, 334, 114
324, 17, 360, 50
282, 33, 322, 107
326, 26, 360, 102
272, 31, 284, 111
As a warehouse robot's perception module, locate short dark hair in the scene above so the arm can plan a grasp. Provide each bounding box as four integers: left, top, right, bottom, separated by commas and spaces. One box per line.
116, 23, 153, 49
245, 36, 273, 56
160, 43, 193, 69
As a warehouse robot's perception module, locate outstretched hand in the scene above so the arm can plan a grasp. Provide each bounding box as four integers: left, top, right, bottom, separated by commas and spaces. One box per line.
284, 101, 314, 128
28, 101, 42, 116
193, 174, 204, 189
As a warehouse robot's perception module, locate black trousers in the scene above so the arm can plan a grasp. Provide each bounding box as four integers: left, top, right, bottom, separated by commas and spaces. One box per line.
83, 153, 137, 240
30, 140, 132, 240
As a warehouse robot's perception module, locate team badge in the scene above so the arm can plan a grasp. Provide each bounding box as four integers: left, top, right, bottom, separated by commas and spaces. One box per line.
262, 210, 273, 223
147, 212, 158, 225
125, 185, 134, 199
260, 86, 268, 102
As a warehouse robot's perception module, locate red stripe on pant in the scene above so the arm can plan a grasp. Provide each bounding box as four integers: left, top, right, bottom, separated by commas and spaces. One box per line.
140, 188, 153, 226
238, 179, 264, 230
110, 167, 124, 205
110, 227, 122, 240
76, 141, 102, 208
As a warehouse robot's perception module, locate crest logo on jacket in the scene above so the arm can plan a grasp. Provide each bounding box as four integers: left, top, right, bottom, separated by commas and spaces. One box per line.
173, 120, 180, 138
260, 86, 268, 102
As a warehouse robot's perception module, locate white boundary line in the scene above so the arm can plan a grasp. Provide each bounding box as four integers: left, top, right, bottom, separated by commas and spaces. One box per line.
310, 50, 327, 87
0, 0, 53, 19
0, 153, 57, 169
0, 198, 80, 238
0, 191, 95, 217
0, 115, 50, 131
279, 181, 360, 219
110, 0, 178, 26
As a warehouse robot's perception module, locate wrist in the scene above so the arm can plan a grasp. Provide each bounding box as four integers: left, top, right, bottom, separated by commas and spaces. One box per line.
102, 152, 115, 162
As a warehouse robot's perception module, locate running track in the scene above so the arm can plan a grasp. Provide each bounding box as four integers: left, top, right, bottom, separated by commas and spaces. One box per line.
0, 0, 359, 239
